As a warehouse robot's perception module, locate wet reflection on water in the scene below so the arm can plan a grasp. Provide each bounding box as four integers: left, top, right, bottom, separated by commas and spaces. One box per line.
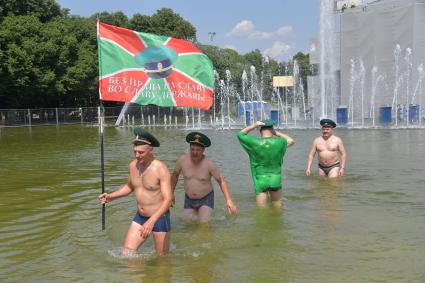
1, 125, 425, 282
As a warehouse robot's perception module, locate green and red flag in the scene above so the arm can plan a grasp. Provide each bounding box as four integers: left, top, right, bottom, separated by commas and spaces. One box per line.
97, 21, 214, 110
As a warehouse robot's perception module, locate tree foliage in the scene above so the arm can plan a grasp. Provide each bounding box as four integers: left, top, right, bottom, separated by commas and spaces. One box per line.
0, 15, 98, 107
0, 0, 64, 23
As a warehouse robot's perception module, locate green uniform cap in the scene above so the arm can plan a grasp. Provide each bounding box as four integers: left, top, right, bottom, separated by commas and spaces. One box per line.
260, 119, 276, 129
320, 118, 336, 128
186, 132, 211, 147
133, 128, 160, 147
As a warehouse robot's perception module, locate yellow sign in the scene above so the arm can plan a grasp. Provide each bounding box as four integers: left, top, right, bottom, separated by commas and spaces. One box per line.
273, 76, 294, 87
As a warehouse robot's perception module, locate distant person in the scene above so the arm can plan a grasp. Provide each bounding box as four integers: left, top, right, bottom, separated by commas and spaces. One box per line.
171, 132, 237, 223
98, 129, 172, 255
306, 119, 347, 178
237, 120, 295, 207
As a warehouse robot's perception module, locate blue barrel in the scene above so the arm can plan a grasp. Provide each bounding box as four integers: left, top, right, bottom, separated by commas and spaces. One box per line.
379, 106, 392, 124
408, 104, 419, 123
336, 106, 348, 125
245, 101, 252, 113
252, 101, 259, 112
245, 111, 251, 125
237, 101, 246, 116
259, 101, 269, 112
270, 110, 279, 125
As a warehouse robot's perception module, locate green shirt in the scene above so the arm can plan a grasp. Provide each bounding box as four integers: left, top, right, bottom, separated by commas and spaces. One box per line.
237, 131, 288, 194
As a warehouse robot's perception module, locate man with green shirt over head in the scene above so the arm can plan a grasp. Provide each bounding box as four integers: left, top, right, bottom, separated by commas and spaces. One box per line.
237, 119, 295, 207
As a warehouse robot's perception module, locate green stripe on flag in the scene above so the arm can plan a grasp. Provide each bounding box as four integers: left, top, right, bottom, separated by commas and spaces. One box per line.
137, 32, 169, 48
134, 79, 175, 107
99, 40, 140, 76
174, 54, 214, 88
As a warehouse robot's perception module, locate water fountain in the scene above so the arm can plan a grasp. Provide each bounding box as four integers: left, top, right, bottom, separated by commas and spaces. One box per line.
370, 66, 385, 127
411, 64, 424, 126
404, 48, 413, 126
219, 79, 225, 129
348, 59, 356, 127
359, 60, 366, 127
225, 70, 233, 129
241, 70, 248, 126
249, 66, 257, 124
293, 60, 307, 123
319, 0, 338, 120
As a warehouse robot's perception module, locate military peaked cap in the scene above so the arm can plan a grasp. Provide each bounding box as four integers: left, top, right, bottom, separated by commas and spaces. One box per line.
320, 118, 337, 128
186, 132, 211, 147
133, 128, 160, 147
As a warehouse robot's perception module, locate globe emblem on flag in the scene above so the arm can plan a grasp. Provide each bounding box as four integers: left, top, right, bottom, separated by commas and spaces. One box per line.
135, 45, 177, 79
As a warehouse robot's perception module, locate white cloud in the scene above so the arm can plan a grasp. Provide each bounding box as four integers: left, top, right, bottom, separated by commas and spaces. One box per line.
275, 26, 293, 37
248, 31, 274, 40
263, 41, 292, 61
227, 20, 292, 40
227, 20, 255, 37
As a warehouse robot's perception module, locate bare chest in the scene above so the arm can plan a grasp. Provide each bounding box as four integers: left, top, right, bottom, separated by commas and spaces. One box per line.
317, 139, 338, 152
181, 160, 211, 182
130, 164, 160, 192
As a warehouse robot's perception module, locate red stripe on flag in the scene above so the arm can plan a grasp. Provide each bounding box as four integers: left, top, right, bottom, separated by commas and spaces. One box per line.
99, 22, 146, 55
165, 71, 213, 110
165, 38, 203, 55
99, 70, 149, 102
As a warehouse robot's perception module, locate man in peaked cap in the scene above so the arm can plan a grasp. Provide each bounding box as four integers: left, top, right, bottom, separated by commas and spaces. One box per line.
306, 118, 347, 178
171, 132, 237, 223
237, 119, 295, 207
98, 128, 172, 255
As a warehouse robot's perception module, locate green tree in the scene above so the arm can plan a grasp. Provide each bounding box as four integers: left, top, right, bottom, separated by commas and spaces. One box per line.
0, 15, 98, 108
293, 52, 312, 96
128, 9, 196, 39
95, 11, 129, 28
128, 13, 154, 33
149, 8, 196, 40
0, 0, 63, 23
244, 49, 264, 74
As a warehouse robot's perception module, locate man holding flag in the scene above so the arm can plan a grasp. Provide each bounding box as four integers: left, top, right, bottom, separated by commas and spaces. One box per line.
98, 129, 172, 256
96, 21, 215, 251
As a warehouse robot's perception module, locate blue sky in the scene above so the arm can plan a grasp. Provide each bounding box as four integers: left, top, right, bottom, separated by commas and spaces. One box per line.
57, 0, 321, 61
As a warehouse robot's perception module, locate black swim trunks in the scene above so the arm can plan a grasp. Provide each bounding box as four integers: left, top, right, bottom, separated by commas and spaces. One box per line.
184, 190, 214, 209
264, 187, 281, 192
318, 162, 341, 176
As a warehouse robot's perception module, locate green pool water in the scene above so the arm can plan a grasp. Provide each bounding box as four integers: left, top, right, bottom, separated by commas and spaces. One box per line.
1, 125, 424, 282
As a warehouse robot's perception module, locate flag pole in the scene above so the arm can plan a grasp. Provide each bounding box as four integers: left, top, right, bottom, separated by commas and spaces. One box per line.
97, 17, 106, 231
98, 104, 106, 230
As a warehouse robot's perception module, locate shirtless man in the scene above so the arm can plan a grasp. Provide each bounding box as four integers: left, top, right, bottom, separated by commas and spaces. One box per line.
171, 132, 237, 223
306, 119, 347, 178
98, 129, 172, 255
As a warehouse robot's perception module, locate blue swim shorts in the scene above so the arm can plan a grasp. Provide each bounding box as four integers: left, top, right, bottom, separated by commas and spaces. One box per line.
184, 190, 214, 209
133, 210, 171, 232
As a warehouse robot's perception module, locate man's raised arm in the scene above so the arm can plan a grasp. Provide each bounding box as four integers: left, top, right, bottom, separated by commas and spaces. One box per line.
274, 130, 295, 147
240, 121, 265, 134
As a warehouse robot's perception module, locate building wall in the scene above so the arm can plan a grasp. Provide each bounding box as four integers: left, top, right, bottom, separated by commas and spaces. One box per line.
340, 0, 425, 116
